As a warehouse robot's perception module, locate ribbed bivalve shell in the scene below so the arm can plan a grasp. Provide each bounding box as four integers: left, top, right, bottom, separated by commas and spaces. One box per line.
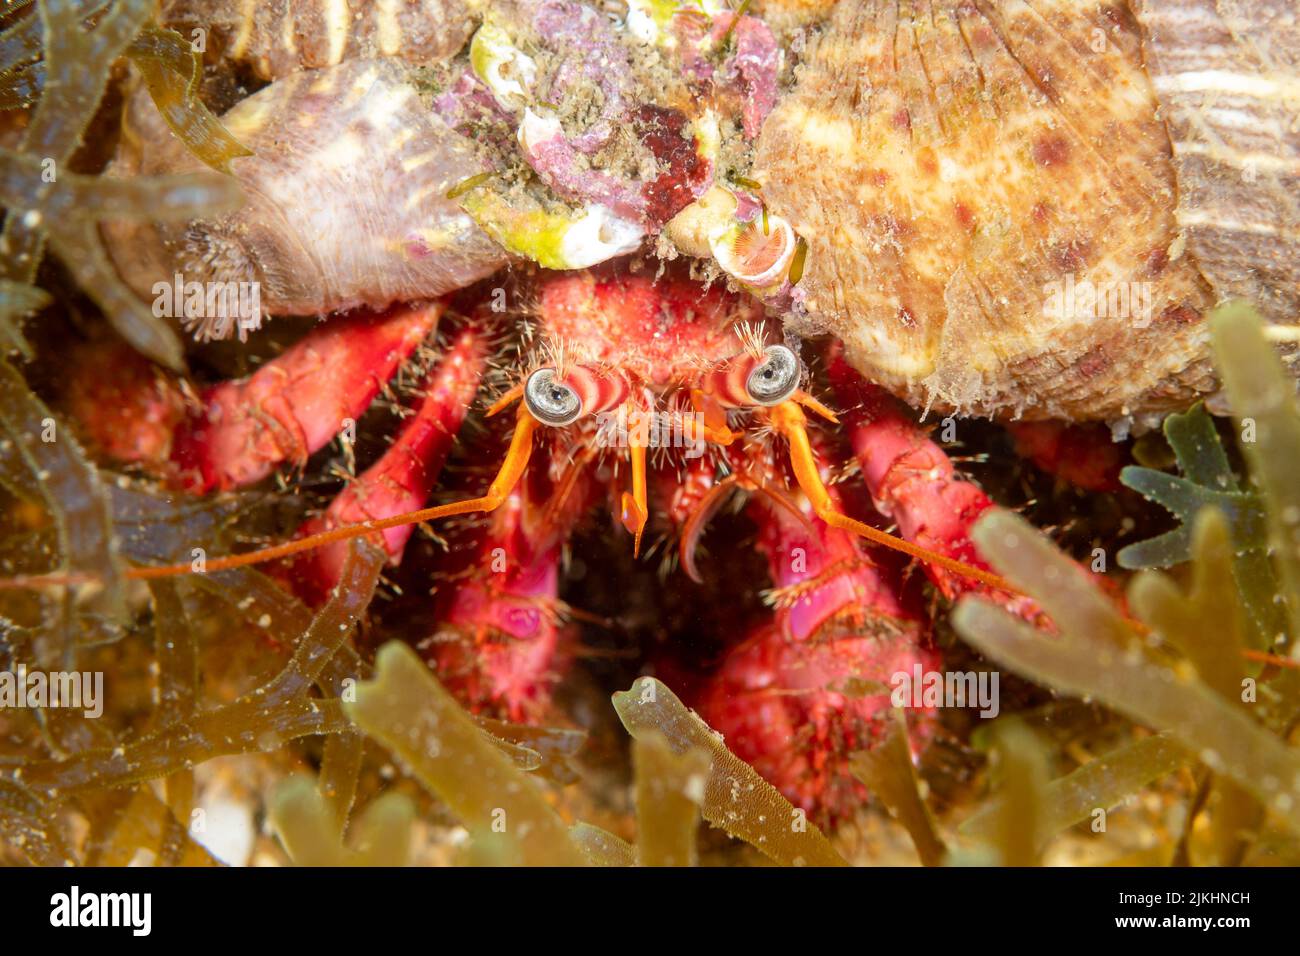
1133, 0, 1300, 326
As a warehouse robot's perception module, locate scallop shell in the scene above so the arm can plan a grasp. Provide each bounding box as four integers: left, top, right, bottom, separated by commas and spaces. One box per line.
754, 0, 1296, 423
105, 57, 507, 321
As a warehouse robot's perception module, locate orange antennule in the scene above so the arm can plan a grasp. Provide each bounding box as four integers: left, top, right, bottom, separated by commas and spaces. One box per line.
688, 389, 739, 445
486, 382, 525, 418
129, 406, 541, 580
619, 427, 649, 557
793, 389, 839, 424
767, 401, 1022, 597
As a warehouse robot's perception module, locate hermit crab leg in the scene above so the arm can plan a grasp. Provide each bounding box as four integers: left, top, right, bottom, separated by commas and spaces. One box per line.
766, 400, 1019, 597
693, 468, 936, 819
280, 326, 490, 606
130, 406, 540, 580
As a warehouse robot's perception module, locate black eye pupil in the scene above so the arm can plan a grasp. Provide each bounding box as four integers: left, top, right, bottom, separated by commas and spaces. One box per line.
550, 388, 564, 402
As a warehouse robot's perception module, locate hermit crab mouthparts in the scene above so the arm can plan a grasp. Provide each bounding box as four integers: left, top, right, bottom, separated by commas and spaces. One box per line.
524, 367, 584, 426
746, 344, 801, 405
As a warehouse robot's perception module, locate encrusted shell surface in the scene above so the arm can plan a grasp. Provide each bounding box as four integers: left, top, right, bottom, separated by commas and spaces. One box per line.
755, 0, 1296, 423
105, 58, 507, 320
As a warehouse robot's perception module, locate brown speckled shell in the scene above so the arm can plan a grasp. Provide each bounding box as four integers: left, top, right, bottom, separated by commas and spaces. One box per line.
754, 0, 1297, 423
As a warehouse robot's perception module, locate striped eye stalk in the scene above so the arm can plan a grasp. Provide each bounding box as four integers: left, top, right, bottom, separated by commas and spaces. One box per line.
522, 364, 629, 428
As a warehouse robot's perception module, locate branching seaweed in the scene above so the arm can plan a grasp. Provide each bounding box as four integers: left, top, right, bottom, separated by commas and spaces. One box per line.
954, 511, 1300, 836
270, 774, 416, 867
949, 308, 1300, 865
0, 145, 241, 368
5, 542, 382, 797
1119, 403, 1283, 647
0, 356, 123, 661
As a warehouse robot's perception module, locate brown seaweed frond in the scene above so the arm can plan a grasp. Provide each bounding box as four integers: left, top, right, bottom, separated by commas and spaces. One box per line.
1, 6, 252, 170
0, 0, 245, 367
612, 675, 849, 866
343, 640, 588, 866
0, 354, 124, 660
1209, 303, 1300, 644
632, 730, 710, 866
570, 821, 636, 866
0, 0, 154, 357
0, 145, 241, 368
6, 541, 383, 797
122, 24, 253, 173
954, 509, 1300, 837
959, 733, 1188, 857
848, 711, 947, 866
269, 774, 416, 867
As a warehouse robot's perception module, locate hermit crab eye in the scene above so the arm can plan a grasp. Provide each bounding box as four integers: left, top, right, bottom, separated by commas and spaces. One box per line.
524, 367, 584, 426
745, 344, 800, 406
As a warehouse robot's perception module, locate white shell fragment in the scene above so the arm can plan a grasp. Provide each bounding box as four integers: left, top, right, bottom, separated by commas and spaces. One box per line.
1133, 0, 1300, 326
471, 21, 539, 111
560, 206, 646, 268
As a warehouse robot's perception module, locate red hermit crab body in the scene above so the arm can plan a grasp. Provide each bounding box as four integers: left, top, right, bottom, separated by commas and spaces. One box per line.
65, 263, 1023, 817
48, 0, 1297, 821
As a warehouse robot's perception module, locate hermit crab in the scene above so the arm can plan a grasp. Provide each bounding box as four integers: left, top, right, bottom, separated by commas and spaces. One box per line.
33, 0, 1300, 818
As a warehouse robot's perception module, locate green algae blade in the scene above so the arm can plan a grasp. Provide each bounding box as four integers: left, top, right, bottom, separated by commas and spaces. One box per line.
634, 731, 709, 866
570, 822, 636, 867
960, 733, 1187, 851
849, 712, 946, 866
1209, 302, 1300, 648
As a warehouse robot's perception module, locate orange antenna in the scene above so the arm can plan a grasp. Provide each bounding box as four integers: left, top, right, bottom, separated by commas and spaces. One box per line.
767, 399, 1023, 597
127, 406, 539, 580
4, 402, 1027, 599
